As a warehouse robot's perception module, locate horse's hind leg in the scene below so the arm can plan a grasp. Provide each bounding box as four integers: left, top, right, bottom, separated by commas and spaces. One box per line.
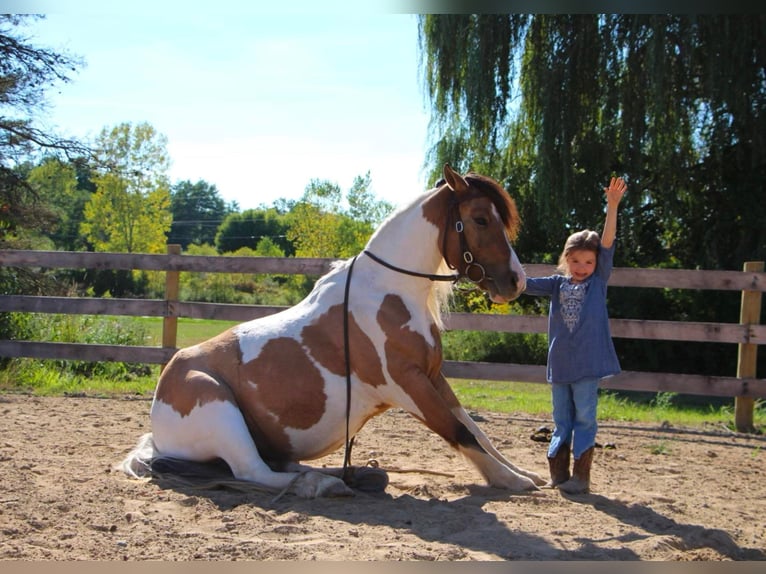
150, 370, 352, 497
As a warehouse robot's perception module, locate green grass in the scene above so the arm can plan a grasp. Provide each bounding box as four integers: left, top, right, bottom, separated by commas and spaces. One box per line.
1, 316, 763, 432
127, 316, 240, 348
448, 379, 765, 430
0, 317, 239, 397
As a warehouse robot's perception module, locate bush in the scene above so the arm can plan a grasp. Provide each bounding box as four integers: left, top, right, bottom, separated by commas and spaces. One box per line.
2, 313, 152, 385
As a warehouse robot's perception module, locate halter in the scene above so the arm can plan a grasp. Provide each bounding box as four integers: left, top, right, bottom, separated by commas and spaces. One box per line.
363, 194, 490, 286
340, 191, 493, 482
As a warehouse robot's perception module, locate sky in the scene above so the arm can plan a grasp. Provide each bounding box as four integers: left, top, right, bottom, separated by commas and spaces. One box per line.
16, 5, 434, 210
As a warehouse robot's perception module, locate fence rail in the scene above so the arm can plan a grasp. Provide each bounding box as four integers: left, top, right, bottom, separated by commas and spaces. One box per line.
0, 248, 763, 431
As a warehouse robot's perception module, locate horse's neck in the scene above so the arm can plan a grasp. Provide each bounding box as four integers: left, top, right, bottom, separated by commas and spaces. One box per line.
362, 194, 452, 329
365, 197, 444, 277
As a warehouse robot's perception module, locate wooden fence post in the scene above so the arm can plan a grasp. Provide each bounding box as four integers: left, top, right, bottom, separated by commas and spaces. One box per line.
735, 261, 764, 432
161, 244, 182, 371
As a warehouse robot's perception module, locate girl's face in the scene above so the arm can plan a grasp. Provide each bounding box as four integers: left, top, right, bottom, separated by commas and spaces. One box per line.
566, 249, 597, 284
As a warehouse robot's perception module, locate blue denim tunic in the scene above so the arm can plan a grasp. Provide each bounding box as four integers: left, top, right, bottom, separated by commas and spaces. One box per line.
523, 243, 621, 384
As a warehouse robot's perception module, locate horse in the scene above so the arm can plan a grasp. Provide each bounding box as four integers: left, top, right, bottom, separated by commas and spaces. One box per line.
119, 164, 546, 497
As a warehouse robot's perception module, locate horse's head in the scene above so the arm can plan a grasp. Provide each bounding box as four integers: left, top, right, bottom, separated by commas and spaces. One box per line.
427, 164, 526, 303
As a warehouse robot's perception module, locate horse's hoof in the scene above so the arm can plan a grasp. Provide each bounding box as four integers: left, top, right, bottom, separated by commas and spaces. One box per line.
346, 466, 389, 493
293, 471, 354, 498
528, 472, 548, 487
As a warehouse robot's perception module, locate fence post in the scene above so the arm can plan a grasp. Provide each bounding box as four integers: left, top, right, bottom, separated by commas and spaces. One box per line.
161, 244, 182, 371
735, 261, 764, 432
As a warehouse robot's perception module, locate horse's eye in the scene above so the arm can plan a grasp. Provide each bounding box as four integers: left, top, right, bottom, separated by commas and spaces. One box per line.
474, 216, 488, 227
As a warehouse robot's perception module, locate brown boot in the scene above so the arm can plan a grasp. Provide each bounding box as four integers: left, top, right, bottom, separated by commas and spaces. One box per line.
545, 443, 571, 488
558, 446, 594, 494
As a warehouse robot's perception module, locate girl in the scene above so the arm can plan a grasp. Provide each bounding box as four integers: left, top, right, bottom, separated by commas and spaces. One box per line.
524, 176, 627, 494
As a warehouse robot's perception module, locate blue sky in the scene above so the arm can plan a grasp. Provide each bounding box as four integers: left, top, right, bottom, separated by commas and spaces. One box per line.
18, 6, 432, 209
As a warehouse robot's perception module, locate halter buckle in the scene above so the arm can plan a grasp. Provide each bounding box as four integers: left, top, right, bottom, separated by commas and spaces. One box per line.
455, 220, 464, 233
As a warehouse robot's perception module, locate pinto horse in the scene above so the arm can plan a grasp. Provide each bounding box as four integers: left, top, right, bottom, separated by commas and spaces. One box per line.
120, 164, 545, 497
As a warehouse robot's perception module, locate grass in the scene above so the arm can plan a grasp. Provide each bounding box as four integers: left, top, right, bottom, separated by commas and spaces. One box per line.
448, 379, 765, 430
127, 316, 240, 348
1, 316, 763, 432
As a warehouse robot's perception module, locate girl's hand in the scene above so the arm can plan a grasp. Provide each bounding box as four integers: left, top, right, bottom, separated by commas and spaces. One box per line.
605, 177, 627, 207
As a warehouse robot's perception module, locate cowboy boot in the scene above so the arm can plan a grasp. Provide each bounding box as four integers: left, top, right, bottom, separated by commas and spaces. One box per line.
558, 446, 594, 494
545, 442, 571, 488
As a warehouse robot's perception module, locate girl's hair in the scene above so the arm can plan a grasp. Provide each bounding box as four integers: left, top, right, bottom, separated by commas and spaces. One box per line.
556, 229, 601, 274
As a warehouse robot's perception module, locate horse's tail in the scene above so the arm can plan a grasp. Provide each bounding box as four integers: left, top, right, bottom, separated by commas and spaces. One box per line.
116, 433, 239, 486
116, 432, 157, 478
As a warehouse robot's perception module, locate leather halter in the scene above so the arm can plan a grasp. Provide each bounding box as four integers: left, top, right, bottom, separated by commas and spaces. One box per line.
340, 191, 495, 482
363, 193, 489, 285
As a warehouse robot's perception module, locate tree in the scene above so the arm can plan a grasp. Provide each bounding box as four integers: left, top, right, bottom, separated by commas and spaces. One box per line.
168, 179, 236, 249
215, 208, 292, 255
418, 15, 766, 378
418, 15, 766, 271
80, 122, 172, 254
347, 171, 394, 226
26, 157, 91, 251
0, 15, 89, 249
285, 179, 363, 258
284, 174, 394, 259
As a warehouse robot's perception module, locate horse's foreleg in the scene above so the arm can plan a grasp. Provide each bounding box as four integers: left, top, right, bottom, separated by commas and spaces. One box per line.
426, 374, 545, 485
398, 372, 539, 492
454, 409, 546, 486
430, 375, 546, 486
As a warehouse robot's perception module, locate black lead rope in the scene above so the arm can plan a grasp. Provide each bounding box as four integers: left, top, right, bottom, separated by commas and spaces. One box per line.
340, 248, 456, 482
339, 201, 484, 481
341, 254, 358, 483
363, 250, 459, 282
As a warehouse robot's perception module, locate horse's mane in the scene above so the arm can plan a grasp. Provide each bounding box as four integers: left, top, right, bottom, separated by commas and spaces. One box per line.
463, 173, 521, 241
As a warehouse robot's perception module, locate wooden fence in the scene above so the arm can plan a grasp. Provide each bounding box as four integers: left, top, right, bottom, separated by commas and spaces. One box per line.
0, 247, 764, 432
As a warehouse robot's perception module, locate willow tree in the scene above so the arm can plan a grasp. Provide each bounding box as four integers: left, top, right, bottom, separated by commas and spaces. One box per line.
418, 14, 766, 271
419, 15, 766, 377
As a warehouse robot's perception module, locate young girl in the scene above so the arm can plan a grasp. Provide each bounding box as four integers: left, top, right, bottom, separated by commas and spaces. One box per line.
524, 176, 627, 494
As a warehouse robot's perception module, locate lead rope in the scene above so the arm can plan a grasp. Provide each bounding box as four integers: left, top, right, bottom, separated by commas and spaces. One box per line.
341, 254, 358, 483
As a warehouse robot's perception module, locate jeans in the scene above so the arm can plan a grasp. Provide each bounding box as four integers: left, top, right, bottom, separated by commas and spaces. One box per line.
547, 377, 600, 460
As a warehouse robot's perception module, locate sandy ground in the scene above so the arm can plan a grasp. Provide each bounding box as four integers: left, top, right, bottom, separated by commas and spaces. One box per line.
0, 393, 764, 562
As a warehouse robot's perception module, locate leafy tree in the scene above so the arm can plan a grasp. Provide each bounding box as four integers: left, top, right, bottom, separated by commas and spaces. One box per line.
286, 200, 347, 258
168, 179, 237, 249
347, 171, 394, 226
81, 122, 172, 254
215, 208, 292, 255
26, 157, 91, 250
285, 175, 392, 258
180, 243, 303, 306
0, 15, 89, 249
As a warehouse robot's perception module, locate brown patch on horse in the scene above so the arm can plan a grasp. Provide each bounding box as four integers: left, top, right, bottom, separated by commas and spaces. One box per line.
378, 294, 442, 382
155, 370, 234, 418
377, 294, 480, 449
245, 337, 327, 430
155, 332, 243, 417
302, 303, 386, 387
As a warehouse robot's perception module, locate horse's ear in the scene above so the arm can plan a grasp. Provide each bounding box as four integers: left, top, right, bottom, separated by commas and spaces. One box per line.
442, 163, 469, 194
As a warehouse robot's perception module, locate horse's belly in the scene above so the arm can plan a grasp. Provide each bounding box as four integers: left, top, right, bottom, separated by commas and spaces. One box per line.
284, 428, 347, 461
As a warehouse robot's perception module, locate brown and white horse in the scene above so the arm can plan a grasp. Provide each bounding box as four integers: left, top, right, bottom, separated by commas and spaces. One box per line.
120, 164, 545, 497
